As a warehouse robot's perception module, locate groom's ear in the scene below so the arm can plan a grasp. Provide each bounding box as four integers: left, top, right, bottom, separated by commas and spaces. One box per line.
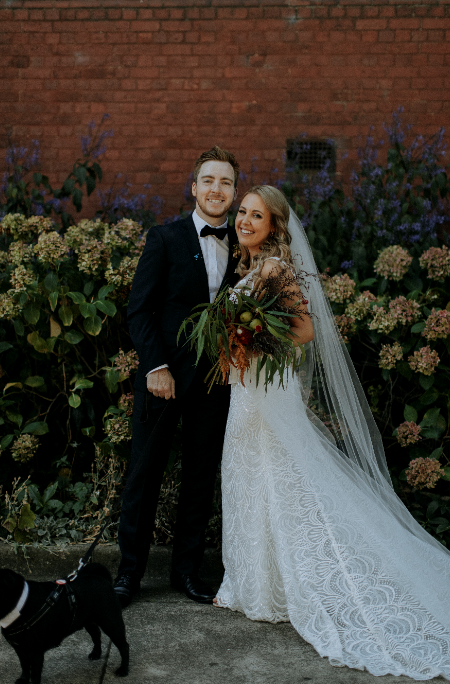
233, 187, 238, 201
192, 182, 197, 198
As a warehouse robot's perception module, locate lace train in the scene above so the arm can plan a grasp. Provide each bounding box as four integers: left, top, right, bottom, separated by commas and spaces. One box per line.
216, 376, 450, 680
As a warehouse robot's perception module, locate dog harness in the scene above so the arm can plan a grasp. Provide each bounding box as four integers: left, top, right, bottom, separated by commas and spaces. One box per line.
0, 581, 29, 629
2, 580, 77, 643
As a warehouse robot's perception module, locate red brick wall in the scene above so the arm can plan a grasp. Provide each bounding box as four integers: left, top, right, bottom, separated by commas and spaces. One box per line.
1, 0, 450, 216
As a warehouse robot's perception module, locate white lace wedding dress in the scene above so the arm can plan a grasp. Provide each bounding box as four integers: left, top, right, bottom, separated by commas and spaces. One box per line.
215, 266, 450, 680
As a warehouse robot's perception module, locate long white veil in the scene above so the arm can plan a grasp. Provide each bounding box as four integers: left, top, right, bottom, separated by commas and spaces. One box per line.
254, 208, 449, 557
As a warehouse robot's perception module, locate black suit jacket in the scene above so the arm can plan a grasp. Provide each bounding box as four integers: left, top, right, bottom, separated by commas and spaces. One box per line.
127, 213, 240, 402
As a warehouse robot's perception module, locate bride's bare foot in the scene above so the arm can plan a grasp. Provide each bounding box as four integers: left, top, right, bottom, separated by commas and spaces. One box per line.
213, 597, 218, 605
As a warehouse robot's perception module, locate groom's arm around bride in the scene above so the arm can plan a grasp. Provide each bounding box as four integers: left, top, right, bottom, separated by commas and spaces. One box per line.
114, 146, 241, 608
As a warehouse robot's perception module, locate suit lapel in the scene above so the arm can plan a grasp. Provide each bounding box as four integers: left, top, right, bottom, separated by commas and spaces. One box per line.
182, 214, 210, 301
219, 224, 240, 291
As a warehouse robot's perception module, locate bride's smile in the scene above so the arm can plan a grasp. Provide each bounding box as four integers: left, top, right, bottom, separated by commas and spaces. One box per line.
235, 193, 273, 257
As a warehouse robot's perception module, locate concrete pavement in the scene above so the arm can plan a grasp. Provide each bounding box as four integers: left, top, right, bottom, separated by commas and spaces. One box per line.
0, 544, 444, 684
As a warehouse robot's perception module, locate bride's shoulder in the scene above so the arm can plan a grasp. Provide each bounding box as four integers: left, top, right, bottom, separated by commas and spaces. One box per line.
260, 257, 286, 278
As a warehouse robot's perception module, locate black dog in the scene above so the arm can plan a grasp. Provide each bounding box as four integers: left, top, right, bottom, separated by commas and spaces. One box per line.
0, 563, 129, 684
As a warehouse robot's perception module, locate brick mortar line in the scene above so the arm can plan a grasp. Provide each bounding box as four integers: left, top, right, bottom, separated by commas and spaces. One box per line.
3, 0, 450, 9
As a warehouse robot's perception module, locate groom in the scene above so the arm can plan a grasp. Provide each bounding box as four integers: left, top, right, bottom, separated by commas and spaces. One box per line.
114, 146, 241, 608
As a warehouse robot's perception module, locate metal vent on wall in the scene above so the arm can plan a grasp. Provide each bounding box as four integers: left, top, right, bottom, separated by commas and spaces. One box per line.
286, 139, 336, 173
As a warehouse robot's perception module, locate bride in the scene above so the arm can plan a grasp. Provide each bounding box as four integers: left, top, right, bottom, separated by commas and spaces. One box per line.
213, 185, 450, 680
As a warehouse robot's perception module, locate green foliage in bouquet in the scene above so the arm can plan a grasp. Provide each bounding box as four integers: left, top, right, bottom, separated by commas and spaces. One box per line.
178, 273, 307, 391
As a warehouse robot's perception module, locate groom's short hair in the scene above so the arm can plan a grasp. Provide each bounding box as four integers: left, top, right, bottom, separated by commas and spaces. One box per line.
194, 146, 240, 187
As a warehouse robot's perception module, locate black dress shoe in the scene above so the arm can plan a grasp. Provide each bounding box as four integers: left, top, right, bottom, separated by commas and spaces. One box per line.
170, 573, 215, 604
114, 574, 140, 609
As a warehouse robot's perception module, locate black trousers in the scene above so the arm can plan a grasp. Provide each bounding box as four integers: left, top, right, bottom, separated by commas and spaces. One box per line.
117, 367, 230, 580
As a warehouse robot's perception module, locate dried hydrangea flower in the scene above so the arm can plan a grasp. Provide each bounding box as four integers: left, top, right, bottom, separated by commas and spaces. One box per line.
8, 241, 34, 266
388, 296, 421, 326
0, 214, 53, 240
10, 265, 35, 291
0, 291, 23, 320
75, 237, 111, 276
334, 314, 356, 343
379, 341, 403, 370
374, 245, 412, 281
396, 421, 421, 447
345, 290, 377, 320
65, 219, 109, 250
11, 434, 39, 463
408, 345, 440, 375
325, 273, 356, 303
113, 349, 139, 378
422, 308, 450, 341
34, 231, 67, 265
406, 457, 444, 490
118, 393, 134, 416
104, 219, 141, 249
105, 256, 139, 299
368, 306, 397, 334
105, 416, 132, 444
419, 245, 450, 282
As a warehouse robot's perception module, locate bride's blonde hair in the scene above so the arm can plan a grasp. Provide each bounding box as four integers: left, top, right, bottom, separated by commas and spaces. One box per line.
236, 185, 294, 291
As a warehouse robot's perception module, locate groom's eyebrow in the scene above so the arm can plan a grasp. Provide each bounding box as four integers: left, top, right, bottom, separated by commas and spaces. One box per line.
200, 174, 233, 182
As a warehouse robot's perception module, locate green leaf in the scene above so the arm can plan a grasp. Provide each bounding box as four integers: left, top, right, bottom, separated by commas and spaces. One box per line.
80, 302, 97, 318
6, 411, 23, 427
42, 481, 58, 503
429, 447, 443, 460
68, 394, 81, 408
48, 291, 58, 311
22, 421, 49, 435
62, 178, 75, 194
44, 272, 59, 292
404, 275, 423, 292
92, 162, 103, 182
0, 342, 13, 353
72, 378, 94, 391
58, 305, 73, 327
18, 503, 35, 531
105, 368, 120, 394
419, 374, 434, 390
83, 315, 102, 336
27, 331, 49, 354
67, 291, 85, 305
404, 405, 418, 423
83, 281, 95, 297
411, 321, 426, 334
95, 299, 117, 317
360, 278, 377, 287
419, 387, 439, 406
381, 368, 389, 381
24, 302, 40, 325
397, 361, 412, 381
81, 426, 95, 438
25, 376, 45, 388
98, 284, 115, 300
3, 381, 23, 393
427, 500, 439, 518
14, 319, 24, 336
74, 165, 87, 186
72, 187, 83, 211
46, 337, 58, 353
1, 434, 14, 449
64, 330, 84, 345
420, 407, 441, 427
443, 467, 450, 482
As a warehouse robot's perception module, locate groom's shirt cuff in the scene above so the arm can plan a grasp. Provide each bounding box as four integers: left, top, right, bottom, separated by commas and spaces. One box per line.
146, 364, 169, 376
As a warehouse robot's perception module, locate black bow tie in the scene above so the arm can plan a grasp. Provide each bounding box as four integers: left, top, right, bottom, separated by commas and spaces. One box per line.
200, 225, 228, 241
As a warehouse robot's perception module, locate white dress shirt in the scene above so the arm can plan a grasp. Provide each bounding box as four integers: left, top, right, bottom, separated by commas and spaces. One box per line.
148, 209, 229, 375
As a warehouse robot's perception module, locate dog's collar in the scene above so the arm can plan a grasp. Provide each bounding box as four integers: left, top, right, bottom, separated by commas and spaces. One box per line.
0, 581, 29, 629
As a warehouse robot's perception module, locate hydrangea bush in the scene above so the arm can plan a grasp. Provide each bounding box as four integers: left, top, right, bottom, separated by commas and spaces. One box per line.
330, 242, 450, 546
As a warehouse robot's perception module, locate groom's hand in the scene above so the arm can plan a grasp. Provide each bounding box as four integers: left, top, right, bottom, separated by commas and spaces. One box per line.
147, 368, 176, 400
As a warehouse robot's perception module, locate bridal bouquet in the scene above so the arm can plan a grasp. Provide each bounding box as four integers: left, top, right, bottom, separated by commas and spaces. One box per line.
178, 268, 311, 390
